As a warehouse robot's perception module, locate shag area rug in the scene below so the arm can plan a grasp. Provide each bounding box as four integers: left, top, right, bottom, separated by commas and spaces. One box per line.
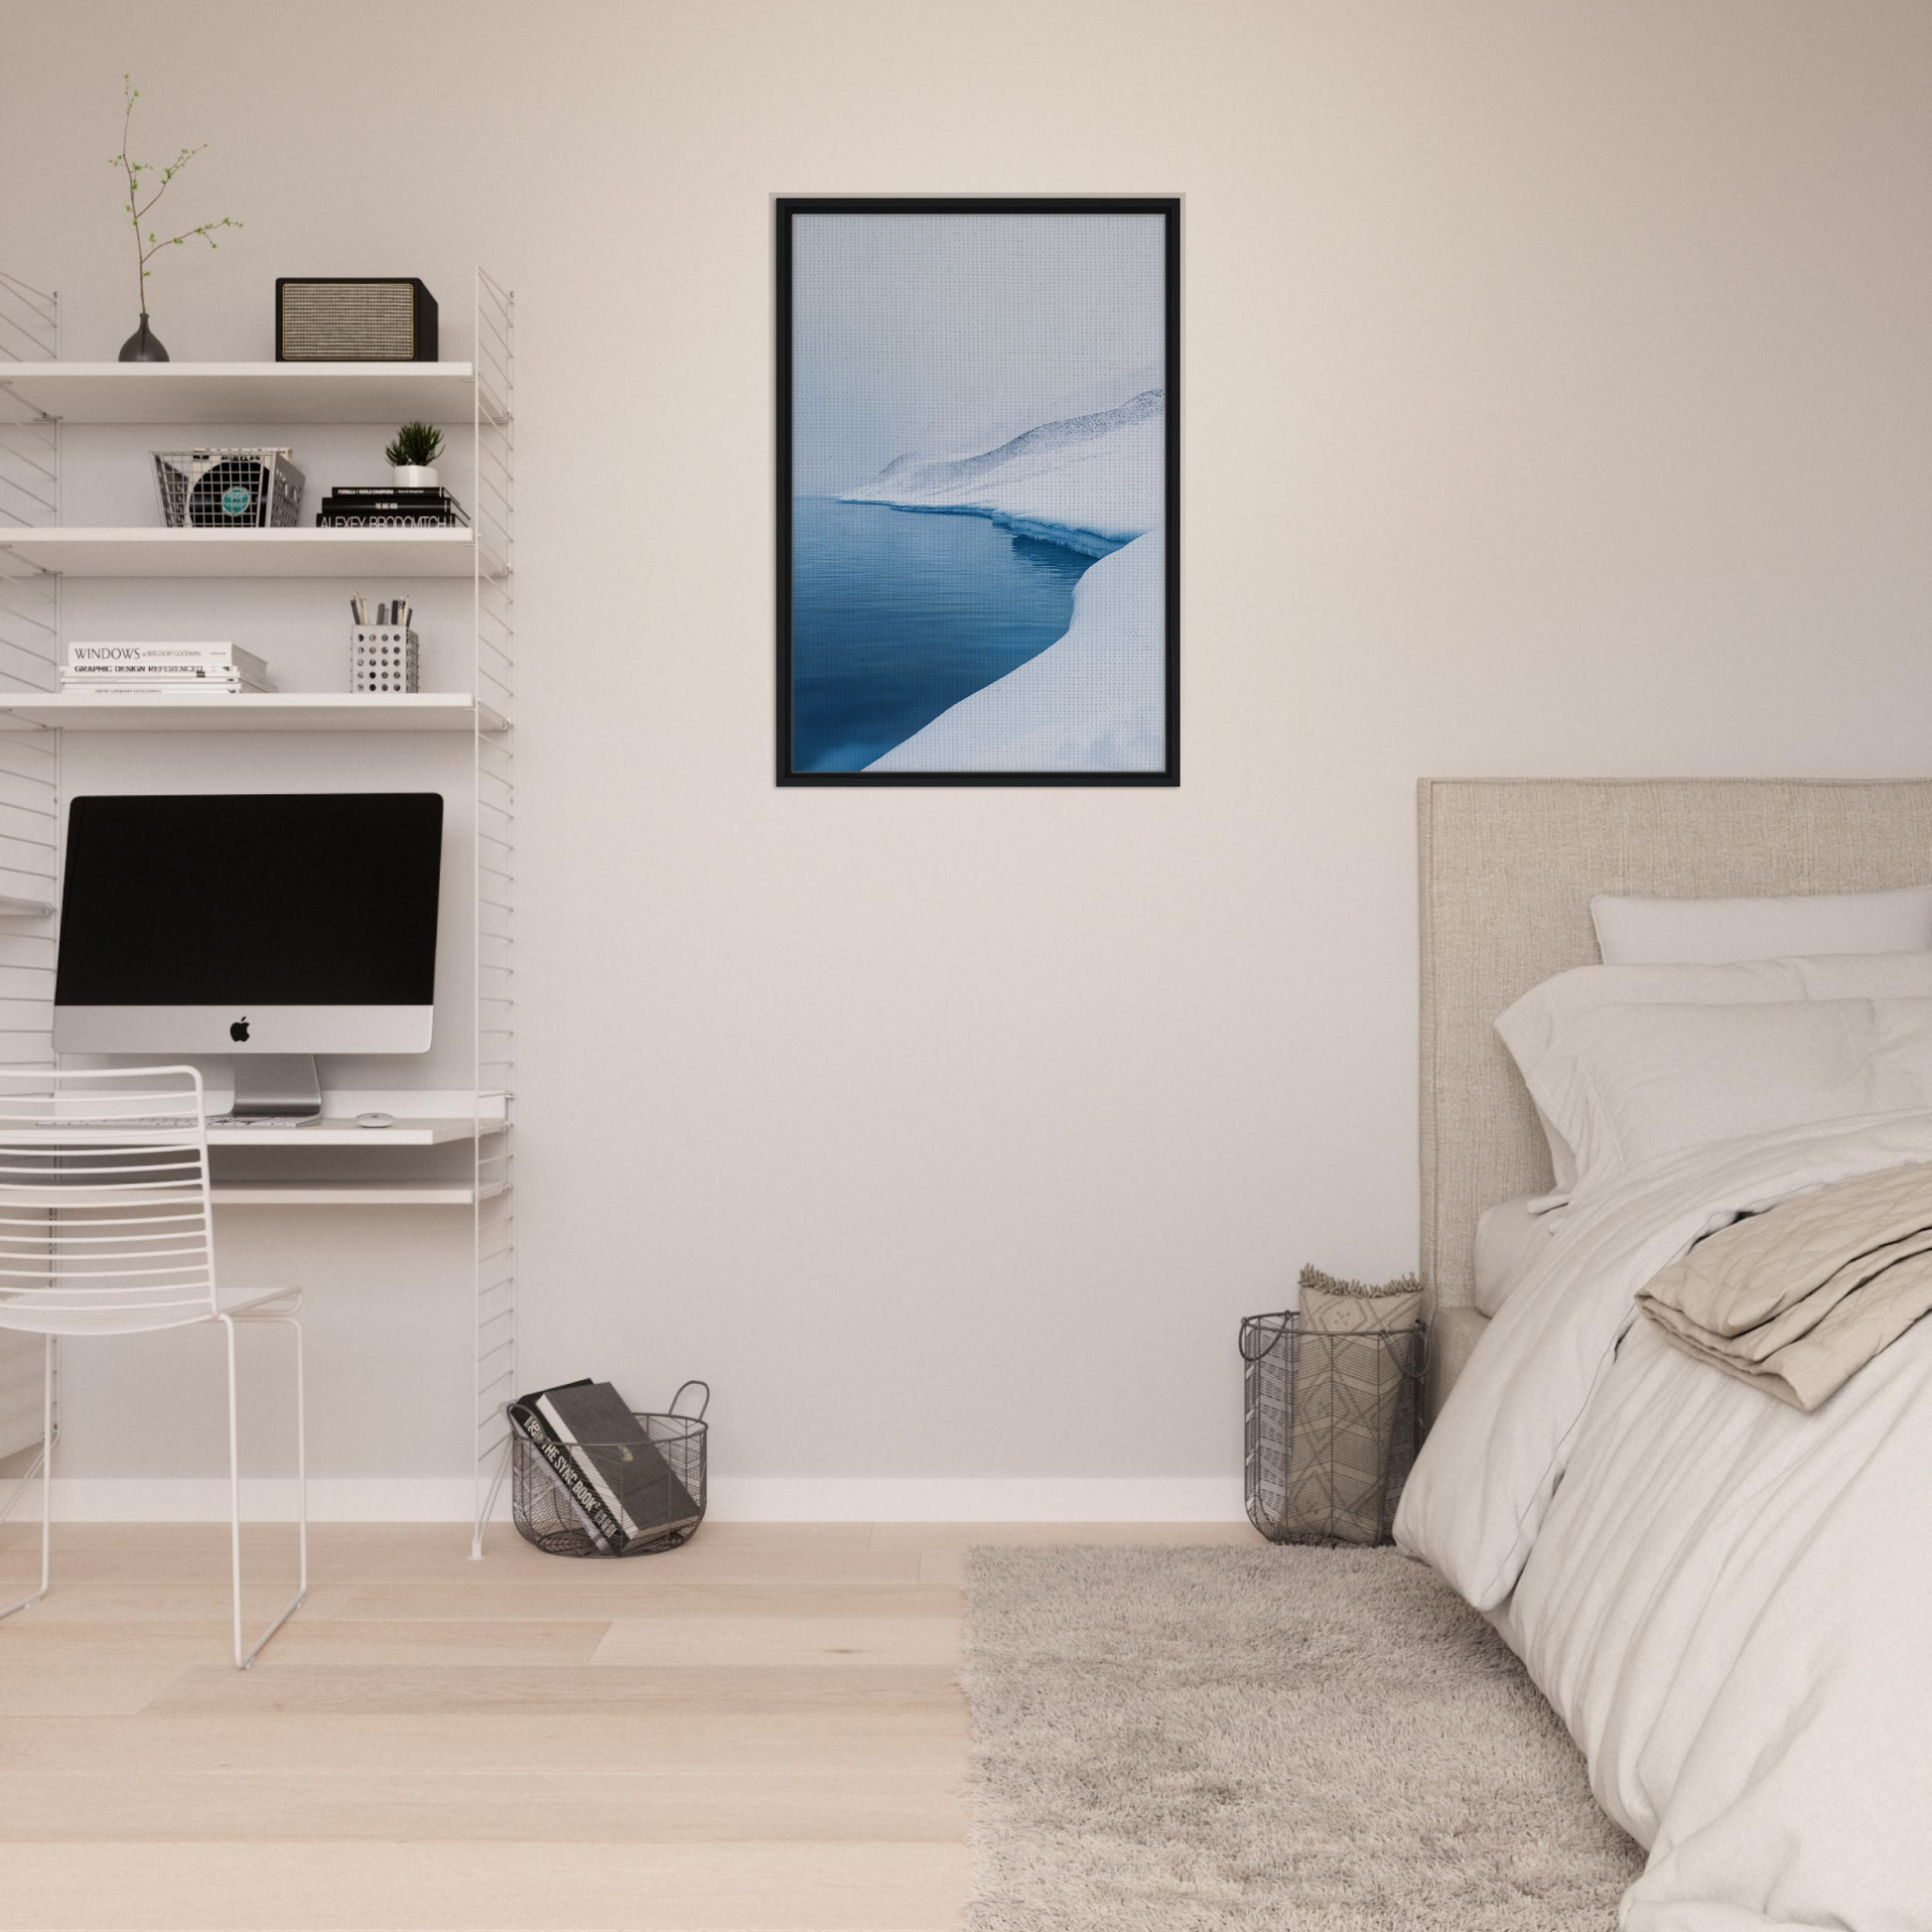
963, 1545, 1643, 1930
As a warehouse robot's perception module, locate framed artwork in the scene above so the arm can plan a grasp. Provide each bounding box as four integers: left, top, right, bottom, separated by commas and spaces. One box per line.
775, 197, 1179, 785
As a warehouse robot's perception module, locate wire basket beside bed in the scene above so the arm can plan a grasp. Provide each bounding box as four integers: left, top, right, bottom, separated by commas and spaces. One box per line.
1241, 1311, 1425, 1547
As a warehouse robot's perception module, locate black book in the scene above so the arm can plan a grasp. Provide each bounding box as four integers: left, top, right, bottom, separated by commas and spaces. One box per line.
535, 1381, 702, 1552
323, 501, 466, 517
327, 484, 462, 500
507, 1381, 620, 1550
317, 510, 469, 528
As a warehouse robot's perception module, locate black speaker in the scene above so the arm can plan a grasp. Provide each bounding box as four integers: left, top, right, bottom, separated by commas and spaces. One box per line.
275, 278, 439, 361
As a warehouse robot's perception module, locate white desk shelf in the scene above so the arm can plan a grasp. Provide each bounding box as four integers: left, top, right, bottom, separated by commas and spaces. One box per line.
0, 361, 488, 427
0, 267, 518, 1558
0, 692, 506, 733
0, 526, 484, 579
210, 1179, 508, 1207
206, 1116, 484, 1149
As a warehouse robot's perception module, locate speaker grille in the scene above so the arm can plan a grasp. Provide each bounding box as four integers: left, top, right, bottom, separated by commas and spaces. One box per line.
279, 282, 418, 360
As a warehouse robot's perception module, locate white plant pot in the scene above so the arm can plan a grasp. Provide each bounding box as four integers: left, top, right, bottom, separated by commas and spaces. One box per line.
392, 465, 439, 488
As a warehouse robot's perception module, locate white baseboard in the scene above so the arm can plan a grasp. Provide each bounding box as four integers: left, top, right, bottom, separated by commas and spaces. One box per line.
14, 1475, 1247, 1525
707, 1478, 1247, 1522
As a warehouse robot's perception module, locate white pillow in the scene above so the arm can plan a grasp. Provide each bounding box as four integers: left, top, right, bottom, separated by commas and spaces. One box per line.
1496, 952, 1932, 1194
1590, 885, 1932, 966
1514, 997, 1932, 1203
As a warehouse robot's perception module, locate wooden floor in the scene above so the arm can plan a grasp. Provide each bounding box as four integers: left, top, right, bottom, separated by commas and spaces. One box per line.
0, 1519, 1253, 1931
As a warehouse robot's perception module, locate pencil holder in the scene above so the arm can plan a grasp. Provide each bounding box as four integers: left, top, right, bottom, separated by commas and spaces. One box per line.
351, 626, 419, 694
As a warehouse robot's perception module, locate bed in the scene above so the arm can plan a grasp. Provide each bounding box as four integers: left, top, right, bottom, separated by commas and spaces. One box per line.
1399, 777, 1932, 1932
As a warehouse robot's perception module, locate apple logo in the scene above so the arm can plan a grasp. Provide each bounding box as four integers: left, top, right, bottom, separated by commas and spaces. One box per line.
229, 1017, 250, 1043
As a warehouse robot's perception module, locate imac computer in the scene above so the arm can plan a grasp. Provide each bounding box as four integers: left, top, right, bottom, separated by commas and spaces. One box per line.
53, 792, 444, 1120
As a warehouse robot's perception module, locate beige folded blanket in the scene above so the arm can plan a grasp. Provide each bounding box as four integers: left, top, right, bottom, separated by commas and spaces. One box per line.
1638, 1159, 1932, 1410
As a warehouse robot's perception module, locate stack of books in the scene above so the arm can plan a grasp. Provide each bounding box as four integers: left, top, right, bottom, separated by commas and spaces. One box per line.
508, 1379, 704, 1554
64, 642, 274, 695
316, 484, 469, 529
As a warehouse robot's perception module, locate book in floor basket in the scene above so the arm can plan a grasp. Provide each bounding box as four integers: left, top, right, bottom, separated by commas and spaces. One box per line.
507, 1379, 703, 1553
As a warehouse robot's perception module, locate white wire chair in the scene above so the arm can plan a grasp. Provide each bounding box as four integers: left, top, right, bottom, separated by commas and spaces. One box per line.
0, 1065, 306, 1668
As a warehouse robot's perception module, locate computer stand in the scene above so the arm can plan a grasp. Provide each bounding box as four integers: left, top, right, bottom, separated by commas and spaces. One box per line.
228, 1055, 323, 1122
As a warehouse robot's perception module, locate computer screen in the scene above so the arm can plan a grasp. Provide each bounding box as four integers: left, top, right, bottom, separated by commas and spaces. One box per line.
54, 792, 444, 1055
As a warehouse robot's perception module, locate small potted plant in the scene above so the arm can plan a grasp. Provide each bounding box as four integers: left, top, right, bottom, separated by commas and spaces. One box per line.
384, 421, 444, 488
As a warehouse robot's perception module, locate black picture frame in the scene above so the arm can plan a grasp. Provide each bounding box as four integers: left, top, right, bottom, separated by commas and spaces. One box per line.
775, 197, 1180, 787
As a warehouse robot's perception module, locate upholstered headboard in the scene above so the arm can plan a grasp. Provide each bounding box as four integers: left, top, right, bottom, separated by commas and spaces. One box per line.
1418, 777, 1932, 1311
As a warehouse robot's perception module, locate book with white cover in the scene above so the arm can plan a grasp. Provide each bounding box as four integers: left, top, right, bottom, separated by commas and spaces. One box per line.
69, 641, 270, 683
61, 682, 267, 696
65, 666, 269, 680
63, 678, 270, 694
64, 666, 269, 682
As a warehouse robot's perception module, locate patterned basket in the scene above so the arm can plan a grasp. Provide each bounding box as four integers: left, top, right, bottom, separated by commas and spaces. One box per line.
1241, 1311, 1425, 1546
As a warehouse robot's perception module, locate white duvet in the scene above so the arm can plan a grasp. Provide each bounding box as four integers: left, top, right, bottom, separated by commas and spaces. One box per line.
1396, 1111, 1932, 1931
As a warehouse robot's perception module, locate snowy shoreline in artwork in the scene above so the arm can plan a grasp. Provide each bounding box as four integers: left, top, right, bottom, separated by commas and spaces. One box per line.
839, 366, 1167, 771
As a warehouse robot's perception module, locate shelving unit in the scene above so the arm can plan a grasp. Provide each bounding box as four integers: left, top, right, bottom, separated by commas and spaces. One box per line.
0, 267, 517, 1556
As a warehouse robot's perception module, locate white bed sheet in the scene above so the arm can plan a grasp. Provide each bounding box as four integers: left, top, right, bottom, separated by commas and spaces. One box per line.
1398, 1112, 1932, 1930
1472, 1193, 1558, 1315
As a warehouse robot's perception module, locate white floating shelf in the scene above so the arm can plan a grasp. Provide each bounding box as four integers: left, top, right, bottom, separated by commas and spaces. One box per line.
0, 526, 483, 579
0, 692, 505, 734
210, 1179, 506, 1207
0, 361, 484, 426
205, 1117, 482, 1148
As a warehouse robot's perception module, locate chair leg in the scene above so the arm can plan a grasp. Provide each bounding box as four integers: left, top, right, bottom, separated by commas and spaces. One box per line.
0, 1335, 54, 1622
220, 1312, 308, 1670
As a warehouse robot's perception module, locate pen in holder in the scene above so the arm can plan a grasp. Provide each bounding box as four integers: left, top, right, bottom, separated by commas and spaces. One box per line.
351, 624, 420, 694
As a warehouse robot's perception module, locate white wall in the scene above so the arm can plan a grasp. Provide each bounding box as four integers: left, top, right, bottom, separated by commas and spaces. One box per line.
5, 1, 1930, 1515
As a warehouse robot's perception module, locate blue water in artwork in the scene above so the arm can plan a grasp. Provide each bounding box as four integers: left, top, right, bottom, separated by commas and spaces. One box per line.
789, 496, 1116, 772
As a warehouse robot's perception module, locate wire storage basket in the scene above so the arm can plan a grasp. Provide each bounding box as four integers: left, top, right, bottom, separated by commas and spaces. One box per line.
510, 1381, 708, 1558
153, 448, 306, 528
1241, 1311, 1425, 1547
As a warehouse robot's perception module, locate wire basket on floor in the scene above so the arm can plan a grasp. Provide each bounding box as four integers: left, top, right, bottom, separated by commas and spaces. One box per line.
1241, 1311, 1425, 1547
510, 1381, 708, 1558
